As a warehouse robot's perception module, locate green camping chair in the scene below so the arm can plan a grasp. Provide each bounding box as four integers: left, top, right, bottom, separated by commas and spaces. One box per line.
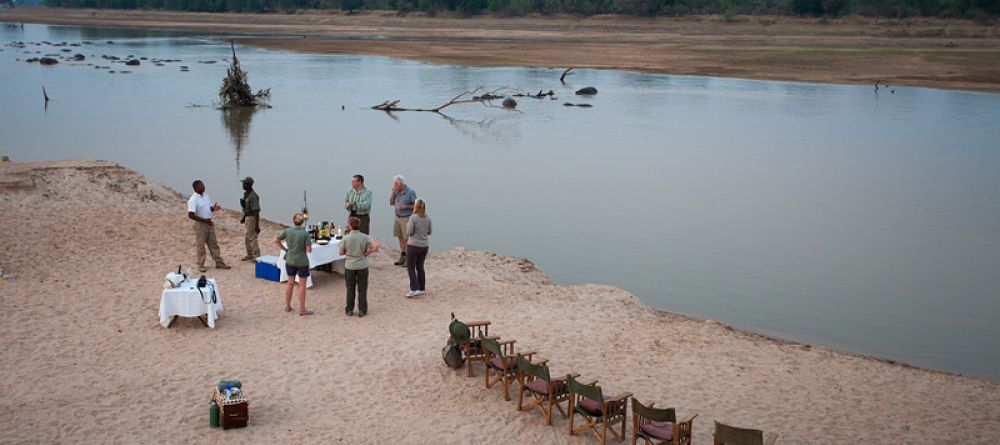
567, 374, 632, 445
713, 421, 779, 445
449, 315, 495, 377
631, 399, 698, 445
516, 355, 579, 425
482, 336, 535, 401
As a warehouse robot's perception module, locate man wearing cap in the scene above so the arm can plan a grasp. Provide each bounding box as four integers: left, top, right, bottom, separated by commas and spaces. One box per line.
344, 174, 372, 235
240, 176, 261, 261
187, 180, 231, 272
389, 175, 417, 267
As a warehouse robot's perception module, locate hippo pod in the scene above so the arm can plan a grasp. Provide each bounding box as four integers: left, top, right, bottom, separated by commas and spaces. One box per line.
575, 86, 598, 95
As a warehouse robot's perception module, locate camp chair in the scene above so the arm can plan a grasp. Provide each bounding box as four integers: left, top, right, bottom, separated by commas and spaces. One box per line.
631, 399, 698, 445
516, 355, 579, 425
449, 315, 495, 377
481, 337, 536, 401
567, 374, 632, 445
713, 421, 779, 445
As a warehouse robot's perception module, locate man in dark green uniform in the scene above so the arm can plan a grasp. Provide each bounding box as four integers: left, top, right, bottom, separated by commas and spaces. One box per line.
240, 176, 261, 261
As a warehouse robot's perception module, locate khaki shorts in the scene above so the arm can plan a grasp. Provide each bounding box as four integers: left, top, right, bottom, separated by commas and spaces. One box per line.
393, 216, 409, 238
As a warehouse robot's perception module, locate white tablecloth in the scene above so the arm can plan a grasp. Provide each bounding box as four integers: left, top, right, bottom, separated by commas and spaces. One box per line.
278, 239, 346, 288
159, 278, 224, 328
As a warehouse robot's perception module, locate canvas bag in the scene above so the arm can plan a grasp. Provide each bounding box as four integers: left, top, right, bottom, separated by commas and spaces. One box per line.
442, 313, 468, 368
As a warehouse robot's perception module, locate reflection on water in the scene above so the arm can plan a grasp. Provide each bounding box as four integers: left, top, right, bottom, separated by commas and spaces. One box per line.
2, 23, 1000, 380
220, 106, 260, 176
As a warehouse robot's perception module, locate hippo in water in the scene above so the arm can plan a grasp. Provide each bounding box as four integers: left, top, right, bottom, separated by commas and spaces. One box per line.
575, 86, 598, 95
502, 98, 517, 109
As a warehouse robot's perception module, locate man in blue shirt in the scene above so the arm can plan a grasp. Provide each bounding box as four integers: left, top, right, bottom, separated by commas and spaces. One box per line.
389, 175, 417, 266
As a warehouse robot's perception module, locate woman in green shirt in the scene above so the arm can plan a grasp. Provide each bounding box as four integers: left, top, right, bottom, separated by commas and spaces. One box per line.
275, 213, 314, 316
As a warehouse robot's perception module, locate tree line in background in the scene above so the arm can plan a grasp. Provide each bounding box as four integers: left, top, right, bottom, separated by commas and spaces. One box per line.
41, 0, 999, 20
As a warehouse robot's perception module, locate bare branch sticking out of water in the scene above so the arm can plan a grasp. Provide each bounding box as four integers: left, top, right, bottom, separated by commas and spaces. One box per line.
560, 67, 574, 84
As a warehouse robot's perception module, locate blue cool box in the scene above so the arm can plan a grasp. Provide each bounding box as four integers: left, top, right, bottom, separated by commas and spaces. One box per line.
255, 255, 280, 282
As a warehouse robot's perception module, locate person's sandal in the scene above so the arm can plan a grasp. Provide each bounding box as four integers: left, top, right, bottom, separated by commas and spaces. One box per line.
299, 310, 315, 316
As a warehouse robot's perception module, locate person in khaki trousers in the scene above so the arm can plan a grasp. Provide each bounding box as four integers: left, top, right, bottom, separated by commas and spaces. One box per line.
239, 176, 261, 261
187, 180, 231, 272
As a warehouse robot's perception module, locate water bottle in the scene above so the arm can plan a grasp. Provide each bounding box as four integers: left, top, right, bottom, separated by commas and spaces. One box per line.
209, 400, 219, 428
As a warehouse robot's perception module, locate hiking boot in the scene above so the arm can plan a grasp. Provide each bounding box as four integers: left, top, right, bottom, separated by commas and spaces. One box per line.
345, 310, 354, 316
358, 311, 366, 318
240, 255, 256, 262
216, 263, 231, 270
394, 256, 406, 266
198, 265, 208, 273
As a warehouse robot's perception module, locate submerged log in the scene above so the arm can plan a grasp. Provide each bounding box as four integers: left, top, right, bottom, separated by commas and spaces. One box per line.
371, 87, 514, 114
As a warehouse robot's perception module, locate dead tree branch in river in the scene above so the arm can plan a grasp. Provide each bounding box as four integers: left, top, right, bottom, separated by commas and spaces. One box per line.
371, 86, 515, 114
560, 67, 574, 84
219, 41, 271, 109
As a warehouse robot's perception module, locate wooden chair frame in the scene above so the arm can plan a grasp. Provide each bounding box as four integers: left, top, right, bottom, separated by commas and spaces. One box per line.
482, 337, 535, 401
631, 399, 698, 445
516, 355, 578, 425
713, 421, 779, 445
567, 375, 633, 445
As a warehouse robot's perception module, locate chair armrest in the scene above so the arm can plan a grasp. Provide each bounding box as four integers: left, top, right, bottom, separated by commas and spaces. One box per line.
679, 412, 698, 424
581, 379, 599, 386
606, 392, 633, 403
642, 400, 655, 408
530, 358, 549, 366
551, 372, 579, 382
466, 320, 491, 327
498, 340, 517, 346
764, 432, 779, 445
480, 335, 500, 341
519, 350, 536, 359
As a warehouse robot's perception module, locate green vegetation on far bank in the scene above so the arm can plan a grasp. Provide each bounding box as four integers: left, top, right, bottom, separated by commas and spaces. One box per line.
40, 0, 1000, 21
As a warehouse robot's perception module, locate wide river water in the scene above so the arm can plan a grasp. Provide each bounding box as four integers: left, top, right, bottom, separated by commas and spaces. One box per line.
2, 23, 998, 380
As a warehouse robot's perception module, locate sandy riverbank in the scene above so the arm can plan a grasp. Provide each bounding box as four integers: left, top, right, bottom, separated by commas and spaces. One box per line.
2, 8, 1000, 92
0, 158, 998, 443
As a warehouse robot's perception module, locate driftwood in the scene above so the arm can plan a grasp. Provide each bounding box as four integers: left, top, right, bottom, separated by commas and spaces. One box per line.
219, 42, 270, 109
42, 86, 49, 102
371, 87, 515, 114
513, 90, 555, 99
560, 67, 574, 84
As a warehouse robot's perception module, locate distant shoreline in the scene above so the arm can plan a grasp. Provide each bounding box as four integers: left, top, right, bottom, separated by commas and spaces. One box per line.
2, 8, 1000, 92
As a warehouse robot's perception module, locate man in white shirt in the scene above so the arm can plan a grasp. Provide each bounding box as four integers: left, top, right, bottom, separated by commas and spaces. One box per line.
187, 180, 231, 272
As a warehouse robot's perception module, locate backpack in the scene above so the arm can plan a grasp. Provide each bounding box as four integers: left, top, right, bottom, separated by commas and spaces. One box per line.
442, 313, 468, 369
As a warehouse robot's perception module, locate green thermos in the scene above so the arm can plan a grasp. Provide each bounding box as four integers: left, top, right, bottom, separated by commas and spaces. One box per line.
209, 400, 220, 428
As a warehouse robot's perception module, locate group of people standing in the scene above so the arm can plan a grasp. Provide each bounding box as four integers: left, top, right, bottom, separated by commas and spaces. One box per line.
185, 173, 432, 319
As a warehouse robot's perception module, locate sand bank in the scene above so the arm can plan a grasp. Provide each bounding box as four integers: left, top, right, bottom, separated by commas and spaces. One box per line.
0, 158, 998, 443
